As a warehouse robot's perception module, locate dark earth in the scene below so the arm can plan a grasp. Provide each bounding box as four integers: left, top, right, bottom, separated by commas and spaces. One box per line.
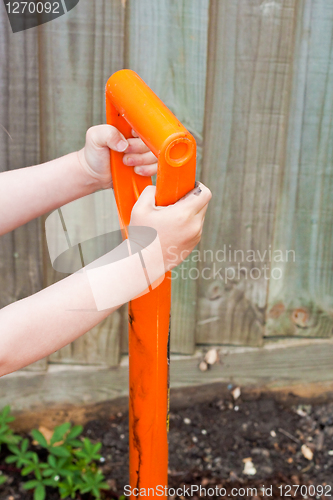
1, 394, 333, 499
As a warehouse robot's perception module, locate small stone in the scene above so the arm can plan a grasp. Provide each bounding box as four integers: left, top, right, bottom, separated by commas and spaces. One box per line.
107, 478, 117, 490
251, 448, 269, 457
204, 348, 218, 365
201, 429, 207, 435
315, 432, 324, 451
120, 434, 125, 439
301, 444, 313, 461
229, 471, 242, 482
296, 407, 307, 417
231, 386, 241, 400
184, 417, 191, 425
199, 360, 208, 372
192, 436, 198, 443
270, 430, 276, 437
261, 466, 273, 475
234, 406, 239, 411
243, 458, 256, 476
328, 450, 333, 456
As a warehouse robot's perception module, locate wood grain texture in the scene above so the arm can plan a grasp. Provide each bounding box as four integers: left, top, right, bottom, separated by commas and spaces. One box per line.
2, 338, 333, 413
197, 0, 297, 346
126, 0, 209, 353
267, 0, 333, 339
38, 0, 126, 367
0, 12, 45, 370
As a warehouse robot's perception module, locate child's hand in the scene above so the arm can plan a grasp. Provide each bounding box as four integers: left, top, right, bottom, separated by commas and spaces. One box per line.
77, 125, 157, 189
130, 182, 212, 271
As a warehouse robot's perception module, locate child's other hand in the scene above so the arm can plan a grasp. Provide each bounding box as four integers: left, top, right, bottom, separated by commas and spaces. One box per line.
130, 182, 212, 272
78, 125, 157, 190
123, 129, 157, 177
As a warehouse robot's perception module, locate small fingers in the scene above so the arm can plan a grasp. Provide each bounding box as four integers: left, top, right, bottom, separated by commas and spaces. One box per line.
131, 129, 140, 138
124, 137, 151, 155
134, 163, 158, 177
132, 185, 157, 211
123, 151, 157, 168
175, 182, 212, 215
86, 124, 128, 152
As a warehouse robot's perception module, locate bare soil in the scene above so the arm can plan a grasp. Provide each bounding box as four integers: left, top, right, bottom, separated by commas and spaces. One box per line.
1, 394, 333, 499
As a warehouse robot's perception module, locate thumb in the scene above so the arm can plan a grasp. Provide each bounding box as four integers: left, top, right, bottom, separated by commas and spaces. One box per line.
133, 185, 157, 209
86, 124, 129, 152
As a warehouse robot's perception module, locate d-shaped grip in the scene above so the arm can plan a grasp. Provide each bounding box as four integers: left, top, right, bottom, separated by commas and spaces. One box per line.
105, 70, 196, 228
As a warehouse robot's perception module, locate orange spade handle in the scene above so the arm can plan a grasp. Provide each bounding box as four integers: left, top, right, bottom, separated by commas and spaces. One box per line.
105, 70, 196, 498
106, 69, 196, 219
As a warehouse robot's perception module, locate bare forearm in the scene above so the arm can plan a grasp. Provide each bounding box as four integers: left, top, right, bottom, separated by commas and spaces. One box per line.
0, 240, 163, 377
0, 151, 98, 235
0, 270, 112, 376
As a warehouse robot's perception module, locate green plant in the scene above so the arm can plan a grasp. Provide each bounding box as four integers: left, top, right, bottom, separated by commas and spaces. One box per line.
0, 473, 7, 485
0, 405, 21, 451
0, 407, 110, 500
79, 470, 110, 498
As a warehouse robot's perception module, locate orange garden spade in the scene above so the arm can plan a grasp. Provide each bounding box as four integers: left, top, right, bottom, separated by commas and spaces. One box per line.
105, 70, 196, 498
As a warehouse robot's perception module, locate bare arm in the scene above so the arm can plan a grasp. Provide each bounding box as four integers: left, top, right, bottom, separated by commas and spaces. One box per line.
0, 247, 153, 376
0, 152, 100, 235
0, 184, 211, 377
0, 125, 158, 236
0, 123, 211, 377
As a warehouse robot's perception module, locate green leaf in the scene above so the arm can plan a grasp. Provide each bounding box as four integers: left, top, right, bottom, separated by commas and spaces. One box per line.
22, 464, 36, 476
0, 474, 7, 485
69, 439, 83, 447
0, 406, 14, 424
2, 406, 11, 418
34, 483, 46, 500
50, 422, 71, 445
93, 443, 102, 454
7, 444, 19, 455
92, 486, 101, 498
42, 468, 53, 477
47, 454, 57, 467
23, 480, 40, 490
99, 482, 110, 490
3, 433, 21, 445
22, 438, 29, 452
0, 425, 9, 435
31, 430, 48, 448
50, 445, 71, 458
43, 478, 58, 487
66, 425, 83, 441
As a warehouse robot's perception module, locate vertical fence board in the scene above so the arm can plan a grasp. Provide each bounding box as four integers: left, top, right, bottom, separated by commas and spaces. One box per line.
1, 0, 333, 377
126, 0, 209, 353
0, 12, 45, 370
38, 0, 125, 367
267, 0, 333, 338
197, 0, 297, 346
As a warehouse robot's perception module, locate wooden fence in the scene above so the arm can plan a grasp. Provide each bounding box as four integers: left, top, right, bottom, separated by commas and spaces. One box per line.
1, 0, 333, 375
